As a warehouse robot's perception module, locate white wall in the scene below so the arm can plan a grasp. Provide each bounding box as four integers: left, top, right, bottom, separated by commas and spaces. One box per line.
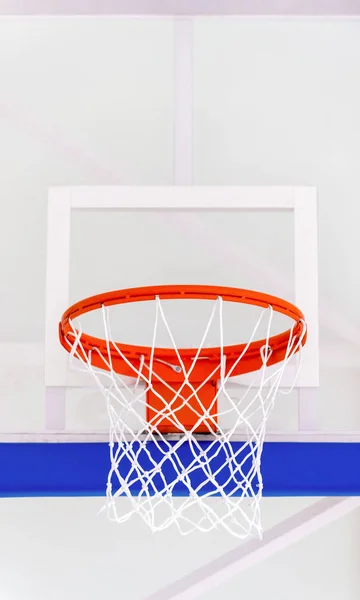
0, 17, 174, 342
0, 15, 360, 600
0, 497, 359, 600
1, 17, 360, 343
194, 18, 360, 331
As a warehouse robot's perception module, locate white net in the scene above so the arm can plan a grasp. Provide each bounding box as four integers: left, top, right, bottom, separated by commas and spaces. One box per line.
65, 296, 306, 539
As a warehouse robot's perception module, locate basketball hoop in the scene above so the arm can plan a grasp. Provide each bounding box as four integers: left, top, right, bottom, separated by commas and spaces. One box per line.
59, 285, 307, 538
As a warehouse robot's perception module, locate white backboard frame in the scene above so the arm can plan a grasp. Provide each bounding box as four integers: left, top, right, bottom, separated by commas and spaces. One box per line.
45, 185, 319, 430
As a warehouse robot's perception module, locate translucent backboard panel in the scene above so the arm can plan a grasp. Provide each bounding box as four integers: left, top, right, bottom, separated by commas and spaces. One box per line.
66, 202, 299, 432
0, 21, 360, 600
70, 208, 295, 343
0, 18, 359, 512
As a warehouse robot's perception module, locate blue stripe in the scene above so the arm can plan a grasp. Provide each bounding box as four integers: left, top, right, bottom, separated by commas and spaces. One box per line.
1, 442, 359, 497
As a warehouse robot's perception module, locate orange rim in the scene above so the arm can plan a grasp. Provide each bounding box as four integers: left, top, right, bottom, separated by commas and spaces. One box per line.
59, 285, 307, 382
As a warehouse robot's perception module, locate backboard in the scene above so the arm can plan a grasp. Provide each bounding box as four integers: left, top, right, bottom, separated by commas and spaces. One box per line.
2, 184, 360, 501
1, 16, 360, 507
44, 185, 318, 425
4, 182, 353, 500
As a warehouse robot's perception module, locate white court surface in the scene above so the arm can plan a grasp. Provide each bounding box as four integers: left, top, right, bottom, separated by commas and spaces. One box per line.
0, 13, 360, 600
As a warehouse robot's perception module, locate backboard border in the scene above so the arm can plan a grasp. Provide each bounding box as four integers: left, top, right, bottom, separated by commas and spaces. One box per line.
44, 185, 319, 431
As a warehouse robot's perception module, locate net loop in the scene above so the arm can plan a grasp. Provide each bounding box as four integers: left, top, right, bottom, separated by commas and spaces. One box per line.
65, 294, 306, 539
